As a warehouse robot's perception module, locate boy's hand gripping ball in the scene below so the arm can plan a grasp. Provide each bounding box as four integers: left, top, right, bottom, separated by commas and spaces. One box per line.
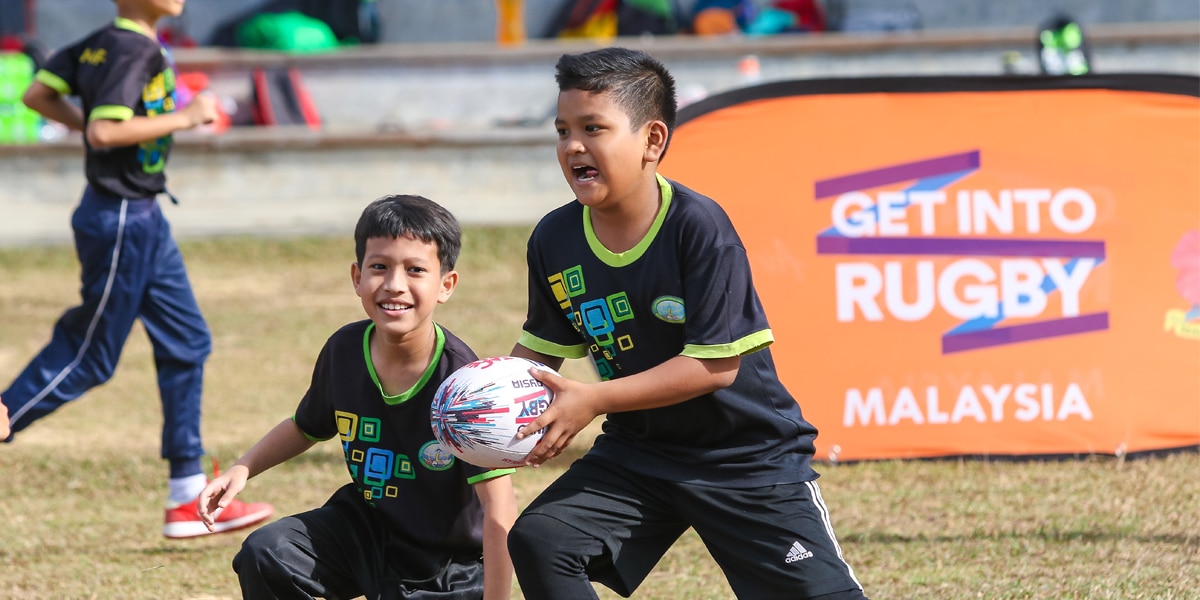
431, 356, 556, 468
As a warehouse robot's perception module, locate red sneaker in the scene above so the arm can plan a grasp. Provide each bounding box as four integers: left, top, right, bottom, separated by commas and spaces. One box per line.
163, 495, 274, 539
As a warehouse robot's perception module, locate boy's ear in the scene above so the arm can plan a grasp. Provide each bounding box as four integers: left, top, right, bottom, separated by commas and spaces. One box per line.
350, 261, 363, 296
643, 120, 669, 163
438, 270, 459, 303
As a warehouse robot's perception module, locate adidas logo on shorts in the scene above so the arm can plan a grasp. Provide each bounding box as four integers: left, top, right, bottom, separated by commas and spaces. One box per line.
785, 540, 814, 563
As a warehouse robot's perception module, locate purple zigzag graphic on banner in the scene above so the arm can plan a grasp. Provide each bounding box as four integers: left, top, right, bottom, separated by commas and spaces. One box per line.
942, 312, 1109, 353
814, 150, 981, 199
816, 237, 1106, 258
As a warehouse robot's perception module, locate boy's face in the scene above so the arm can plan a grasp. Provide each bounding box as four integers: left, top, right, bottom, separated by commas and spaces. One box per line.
351, 235, 457, 343
555, 89, 665, 210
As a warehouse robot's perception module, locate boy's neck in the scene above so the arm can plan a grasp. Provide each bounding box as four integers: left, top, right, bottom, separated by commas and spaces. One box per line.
116, 10, 161, 37
370, 322, 439, 365
589, 173, 664, 254
369, 323, 440, 396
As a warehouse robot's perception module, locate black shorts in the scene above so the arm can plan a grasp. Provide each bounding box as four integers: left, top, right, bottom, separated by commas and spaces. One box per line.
520, 456, 865, 599
235, 484, 484, 600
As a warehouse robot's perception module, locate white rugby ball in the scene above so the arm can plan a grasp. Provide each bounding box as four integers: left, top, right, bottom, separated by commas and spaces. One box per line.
431, 356, 555, 468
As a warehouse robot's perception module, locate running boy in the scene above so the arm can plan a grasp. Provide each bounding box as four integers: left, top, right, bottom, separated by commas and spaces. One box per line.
198, 195, 518, 600
505, 47, 869, 599
3, 0, 273, 538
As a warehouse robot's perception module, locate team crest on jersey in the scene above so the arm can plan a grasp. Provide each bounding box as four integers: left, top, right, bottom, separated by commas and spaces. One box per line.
419, 440, 455, 471
651, 296, 686, 323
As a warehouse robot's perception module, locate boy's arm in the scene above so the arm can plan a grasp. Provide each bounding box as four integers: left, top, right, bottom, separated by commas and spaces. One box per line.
473, 474, 517, 600
509, 344, 565, 371
0, 397, 10, 439
198, 418, 315, 529
22, 80, 85, 132
515, 350, 740, 466
85, 92, 217, 149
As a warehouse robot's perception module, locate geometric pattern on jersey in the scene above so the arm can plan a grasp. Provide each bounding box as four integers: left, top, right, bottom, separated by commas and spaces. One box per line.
293, 320, 511, 552
546, 264, 638, 381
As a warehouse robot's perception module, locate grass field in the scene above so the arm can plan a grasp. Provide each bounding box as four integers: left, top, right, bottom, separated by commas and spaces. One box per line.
0, 229, 1196, 599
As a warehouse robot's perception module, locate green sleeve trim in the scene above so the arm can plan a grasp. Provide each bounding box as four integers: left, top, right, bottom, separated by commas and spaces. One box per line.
292, 414, 332, 443
34, 70, 70, 95
518, 331, 589, 359
468, 468, 515, 485
90, 105, 134, 122
681, 329, 774, 359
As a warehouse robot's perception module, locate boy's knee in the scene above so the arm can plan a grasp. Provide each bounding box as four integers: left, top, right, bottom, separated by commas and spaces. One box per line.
233, 523, 318, 597
508, 512, 568, 564
811, 589, 870, 600
155, 333, 212, 366
233, 523, 287, 573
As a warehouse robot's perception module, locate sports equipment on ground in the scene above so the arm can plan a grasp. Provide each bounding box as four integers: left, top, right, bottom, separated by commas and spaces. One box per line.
430, 356, 556, 468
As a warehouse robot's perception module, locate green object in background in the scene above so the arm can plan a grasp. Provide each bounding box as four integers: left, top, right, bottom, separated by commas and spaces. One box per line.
236, 11, 341, 53
0, 51, 34, 102
1038, 16, 1091, 76
0, 51, 42, 145
624, 0, 674, 17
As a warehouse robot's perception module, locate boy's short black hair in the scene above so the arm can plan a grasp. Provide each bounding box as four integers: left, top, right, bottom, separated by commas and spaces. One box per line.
354, 195, 462, 272
555, 47, 677, 148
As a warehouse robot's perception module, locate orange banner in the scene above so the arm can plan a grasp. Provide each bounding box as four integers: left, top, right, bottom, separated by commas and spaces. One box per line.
663, 75, 1200, 461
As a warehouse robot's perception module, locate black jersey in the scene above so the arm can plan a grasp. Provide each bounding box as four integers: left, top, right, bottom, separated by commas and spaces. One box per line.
520, 175, 820, 487
36, 18, 177, 199
294, 321, 512, 559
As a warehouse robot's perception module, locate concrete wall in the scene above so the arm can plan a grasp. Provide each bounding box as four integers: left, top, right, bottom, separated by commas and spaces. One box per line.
827, 0, 1200, 31
4, 16, 1196, 247
0, 128, 570, 246
30, 0, 1200, 49
183, 26, 1200, 131
33, 0, 569, 48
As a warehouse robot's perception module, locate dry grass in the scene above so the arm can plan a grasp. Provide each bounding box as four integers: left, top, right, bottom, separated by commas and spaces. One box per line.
0, 231, 1196, 599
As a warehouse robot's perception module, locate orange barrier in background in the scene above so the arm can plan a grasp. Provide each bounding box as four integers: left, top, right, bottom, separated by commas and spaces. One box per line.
663, 75, 1200, 461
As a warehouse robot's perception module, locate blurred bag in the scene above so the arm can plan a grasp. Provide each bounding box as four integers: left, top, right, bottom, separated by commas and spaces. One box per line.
549, 0, 618, 39
618, 0, 681, 36
212, 0, 379, 47
548, 0, 681, 39
236, 11, 340, 52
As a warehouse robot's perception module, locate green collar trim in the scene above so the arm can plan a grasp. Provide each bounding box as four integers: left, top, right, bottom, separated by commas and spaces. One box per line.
584, 173, 673, 268
114, 17, 155, 38
362, 323, 445, 405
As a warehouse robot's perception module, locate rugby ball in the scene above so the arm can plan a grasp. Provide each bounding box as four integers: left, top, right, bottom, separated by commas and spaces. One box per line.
430, 356, 555, 468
